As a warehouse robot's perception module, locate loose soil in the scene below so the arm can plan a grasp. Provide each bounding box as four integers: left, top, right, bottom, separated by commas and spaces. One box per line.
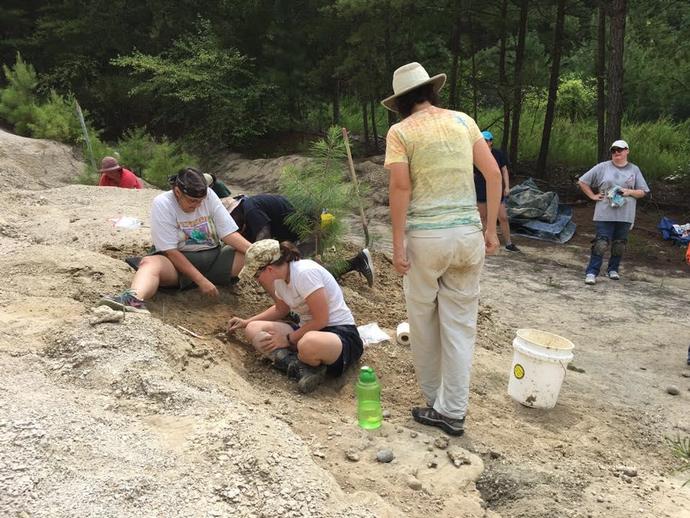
1, 131, 689, 517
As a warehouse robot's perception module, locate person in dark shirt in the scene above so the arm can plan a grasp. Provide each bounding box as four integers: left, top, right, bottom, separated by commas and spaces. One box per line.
224, 194, 375, 287
203, 173, 232, 199
473, 131, 520, 252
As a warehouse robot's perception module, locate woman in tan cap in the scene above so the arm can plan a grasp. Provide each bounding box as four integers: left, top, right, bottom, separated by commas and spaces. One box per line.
227, 239, 363, 394
382, 62, 502, 435
98, 156, 142, 189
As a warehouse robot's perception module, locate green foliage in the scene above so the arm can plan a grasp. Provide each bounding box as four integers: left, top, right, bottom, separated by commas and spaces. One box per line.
666, 435, 690, 486
28, 91, 82, 143
112, 20, 273, 147
279, 127, 359, 255
77, 132, 113, 185
115, 127, 157, 177
143, 139, 197, 190
557, 75, 595, 122
0, 53, 38, 135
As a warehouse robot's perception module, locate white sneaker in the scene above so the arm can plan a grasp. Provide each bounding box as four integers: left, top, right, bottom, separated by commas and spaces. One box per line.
585, 274, 596, 285
608, 271, 620, 280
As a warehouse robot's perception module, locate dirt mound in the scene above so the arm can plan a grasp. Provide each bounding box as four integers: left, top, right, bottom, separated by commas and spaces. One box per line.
0, 129, 83, 190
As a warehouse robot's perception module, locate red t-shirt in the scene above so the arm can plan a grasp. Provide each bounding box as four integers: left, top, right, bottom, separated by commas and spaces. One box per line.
98, 168, 142, 189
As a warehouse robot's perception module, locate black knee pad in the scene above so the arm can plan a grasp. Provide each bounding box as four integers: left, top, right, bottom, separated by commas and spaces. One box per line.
592, 236, 609, 256
611, 239, 627, 257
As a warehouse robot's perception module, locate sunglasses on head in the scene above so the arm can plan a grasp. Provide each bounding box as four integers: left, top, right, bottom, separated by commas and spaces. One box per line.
611, 147, 626, 154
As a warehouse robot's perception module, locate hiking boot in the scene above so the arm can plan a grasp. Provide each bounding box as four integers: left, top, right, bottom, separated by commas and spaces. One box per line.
607, 270, 620, 280
505, 243, 520, 252
269, 349, 300, 374
584, 273, 596, 285
351, 248, 375, 287
97, 289, 149, 313
293, 362, 327, 393
412, 406, 465, 436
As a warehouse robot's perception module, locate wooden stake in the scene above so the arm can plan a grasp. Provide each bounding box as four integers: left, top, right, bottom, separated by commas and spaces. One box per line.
341, 127, 370, 248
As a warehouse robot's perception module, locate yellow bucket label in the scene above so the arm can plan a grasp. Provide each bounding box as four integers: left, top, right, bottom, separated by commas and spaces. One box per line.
513, 364, 525, 379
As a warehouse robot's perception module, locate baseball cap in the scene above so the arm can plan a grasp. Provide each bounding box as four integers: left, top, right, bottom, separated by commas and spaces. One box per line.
482, 130, 494, 141
610, 139, 629, 150
239, 239, 281, 282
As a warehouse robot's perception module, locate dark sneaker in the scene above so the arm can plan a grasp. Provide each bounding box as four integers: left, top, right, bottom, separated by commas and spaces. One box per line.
353, 248, 375, 287
505, 243, 520, 252
412, 406, 465, 436
270, 349, 299, 374
294, 362, 327, 393
97, 289, 149, 313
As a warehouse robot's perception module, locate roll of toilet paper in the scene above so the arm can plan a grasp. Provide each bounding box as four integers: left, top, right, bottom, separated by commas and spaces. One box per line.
396, 322, 410, 346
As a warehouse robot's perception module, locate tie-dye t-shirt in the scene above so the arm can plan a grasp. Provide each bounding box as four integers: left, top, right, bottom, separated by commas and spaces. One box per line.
384, 106, 483, 230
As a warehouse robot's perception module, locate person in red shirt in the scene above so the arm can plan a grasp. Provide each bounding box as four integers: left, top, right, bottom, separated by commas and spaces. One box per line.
98, 156, 142, 189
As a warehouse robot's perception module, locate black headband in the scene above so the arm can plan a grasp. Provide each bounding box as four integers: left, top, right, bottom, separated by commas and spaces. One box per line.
169, 171, 207, 198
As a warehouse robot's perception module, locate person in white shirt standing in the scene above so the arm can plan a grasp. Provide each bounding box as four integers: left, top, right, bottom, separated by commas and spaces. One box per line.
227, 239, 364, 394
578, 140, 649, 285
98, 167, 251, 312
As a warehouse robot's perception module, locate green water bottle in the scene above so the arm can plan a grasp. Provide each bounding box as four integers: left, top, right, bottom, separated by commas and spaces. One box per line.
356, 366, 382, 430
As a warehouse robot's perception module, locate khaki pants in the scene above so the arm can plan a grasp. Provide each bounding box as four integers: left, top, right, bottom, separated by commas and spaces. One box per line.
404, 225, 485, 419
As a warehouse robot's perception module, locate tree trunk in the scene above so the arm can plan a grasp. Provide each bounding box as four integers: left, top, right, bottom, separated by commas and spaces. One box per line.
509, 0, 529, 170
384, 9, 396, 128
332, 79, 340, 125
448, 10, 462, 110
370, 99, 379, 153
605, 0, 626, 151
499, 0, 510, 151
469, 12, 478, 120
536, 0, 566, 177
596, 5, 607, 161
362, 102, 370, 151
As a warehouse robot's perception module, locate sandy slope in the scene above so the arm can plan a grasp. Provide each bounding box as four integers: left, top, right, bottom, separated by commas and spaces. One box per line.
1, 130, 689, 517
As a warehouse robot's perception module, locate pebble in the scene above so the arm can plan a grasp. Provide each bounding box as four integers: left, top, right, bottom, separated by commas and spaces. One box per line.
376, 449, 395, 463
434, 436, 449, 450
681, 372, 690, 378
427, 459, 438, 469
406, 476, 422, 490
382, 410, 391, 418
345, 450, 360, 462
666, 385, 680, 396
409, 431, 418, 438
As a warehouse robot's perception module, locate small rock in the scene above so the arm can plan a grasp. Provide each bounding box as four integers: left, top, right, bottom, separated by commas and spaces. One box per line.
89, 305, 124, 325
681, 372, 690, 378
615, 466, 638, 477
376, 449, 394, 463
409, 431, 418, 438
427, 459, 438, 469
597, 496, 605, 503
426, 445, 433, 452
382, 410, 391, 419
447, 448, 471, 467
434, 436, 449, 450
666, 385, 680, 395
345, 450, 360, 462
406, 476, 422, 490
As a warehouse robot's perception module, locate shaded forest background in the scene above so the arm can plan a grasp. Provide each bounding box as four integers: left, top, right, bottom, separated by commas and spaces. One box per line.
1, 0, 689, 186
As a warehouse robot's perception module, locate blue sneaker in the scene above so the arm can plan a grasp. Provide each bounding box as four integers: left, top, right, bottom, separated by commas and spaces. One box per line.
97, 289, 149, 313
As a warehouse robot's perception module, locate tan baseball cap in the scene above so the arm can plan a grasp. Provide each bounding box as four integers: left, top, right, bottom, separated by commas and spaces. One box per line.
239, 239, 281, 281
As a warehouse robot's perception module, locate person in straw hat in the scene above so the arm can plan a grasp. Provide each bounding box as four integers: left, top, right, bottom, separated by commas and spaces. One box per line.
98, 156, 142, 189
227, 239, 364, 394
383, 62, 502, 436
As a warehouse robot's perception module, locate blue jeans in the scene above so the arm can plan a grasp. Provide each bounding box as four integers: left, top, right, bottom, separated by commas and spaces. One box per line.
585, 221, 631, 275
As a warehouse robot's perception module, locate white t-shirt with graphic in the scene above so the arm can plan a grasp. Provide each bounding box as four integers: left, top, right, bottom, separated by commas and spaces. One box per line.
273, 259, 355, 327
150, 188, 239, 252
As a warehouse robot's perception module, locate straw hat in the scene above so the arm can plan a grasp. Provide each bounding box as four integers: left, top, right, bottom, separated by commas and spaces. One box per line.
381, 62, 446, 112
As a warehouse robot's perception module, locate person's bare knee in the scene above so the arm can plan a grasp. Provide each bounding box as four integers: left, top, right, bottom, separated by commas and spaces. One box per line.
297, 336, 321, 366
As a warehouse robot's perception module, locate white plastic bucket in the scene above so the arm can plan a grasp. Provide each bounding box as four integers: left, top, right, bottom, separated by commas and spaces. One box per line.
507, 329, 574, 409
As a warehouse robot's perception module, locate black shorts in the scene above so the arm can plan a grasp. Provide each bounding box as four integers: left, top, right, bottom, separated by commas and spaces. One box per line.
323, 324, 364, 377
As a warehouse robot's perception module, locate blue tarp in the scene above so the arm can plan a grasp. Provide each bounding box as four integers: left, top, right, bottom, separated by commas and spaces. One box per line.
506, 178, 576, 243
510, 205, 576, 244
658, 216, 690, 246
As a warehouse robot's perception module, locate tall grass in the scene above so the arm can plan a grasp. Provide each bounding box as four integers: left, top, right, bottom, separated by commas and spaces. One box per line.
477, 107, 690, 181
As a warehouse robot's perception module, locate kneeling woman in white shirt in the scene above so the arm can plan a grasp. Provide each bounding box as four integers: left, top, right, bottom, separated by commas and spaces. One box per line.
227, 239, 363, 393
